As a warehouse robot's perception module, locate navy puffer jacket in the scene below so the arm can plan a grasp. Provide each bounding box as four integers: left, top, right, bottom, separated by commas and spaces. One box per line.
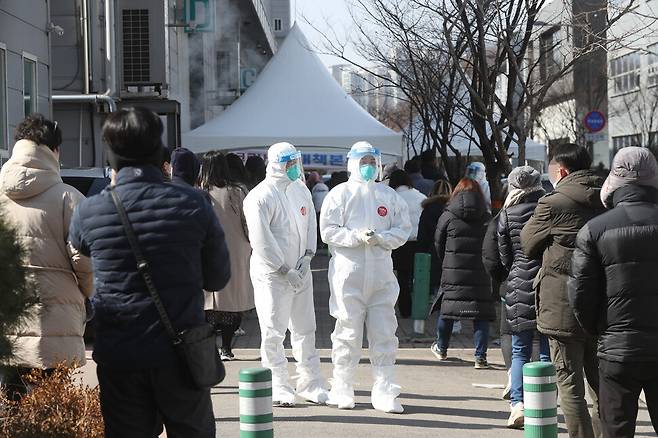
69, 166, 230, 369
497, 191, 543, 332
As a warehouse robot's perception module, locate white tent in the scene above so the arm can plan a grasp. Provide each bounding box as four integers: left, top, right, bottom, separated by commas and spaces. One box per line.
182, 24, 403, 160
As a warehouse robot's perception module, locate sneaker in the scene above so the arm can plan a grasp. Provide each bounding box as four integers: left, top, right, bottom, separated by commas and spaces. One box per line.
220, 348, 234, 361
507, 402, 524, 429
474, 358, 490, 369
430, 342, 448, 361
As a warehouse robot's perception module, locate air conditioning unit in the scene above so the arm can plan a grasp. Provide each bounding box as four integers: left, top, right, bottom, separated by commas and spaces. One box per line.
117, 0, 166, 91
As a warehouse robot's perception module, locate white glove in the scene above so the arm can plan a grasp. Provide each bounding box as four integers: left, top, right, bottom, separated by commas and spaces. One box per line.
360, 229, 378, 246
286, 269, 305, 289
295, 254, 313, 279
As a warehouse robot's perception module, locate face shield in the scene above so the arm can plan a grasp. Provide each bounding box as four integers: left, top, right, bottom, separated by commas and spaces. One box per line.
347, 142, 382, 182
273, 148, 305, 182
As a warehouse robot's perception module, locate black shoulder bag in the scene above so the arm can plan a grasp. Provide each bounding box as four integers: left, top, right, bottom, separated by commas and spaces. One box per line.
110, 188, 225, 389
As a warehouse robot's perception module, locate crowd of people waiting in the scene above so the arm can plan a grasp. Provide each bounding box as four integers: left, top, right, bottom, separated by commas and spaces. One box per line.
0, 109, 656, 438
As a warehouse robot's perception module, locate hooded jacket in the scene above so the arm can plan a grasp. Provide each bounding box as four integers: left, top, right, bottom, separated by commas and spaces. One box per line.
417, 195, 448, 289
434, 190, 494, 320
497, 191, 543, 332
521, 170, 605, 338
569, 184, 658, 362
0, 140, 93, 369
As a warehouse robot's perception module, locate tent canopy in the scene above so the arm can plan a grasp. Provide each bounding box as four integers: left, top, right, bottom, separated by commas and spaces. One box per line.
183, 25, 403, 159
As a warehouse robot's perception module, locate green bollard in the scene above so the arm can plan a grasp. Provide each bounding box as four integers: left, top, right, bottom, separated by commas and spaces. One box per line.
239, 368, 274, 437
411, 252, 431, 333
523, 362, 558, 438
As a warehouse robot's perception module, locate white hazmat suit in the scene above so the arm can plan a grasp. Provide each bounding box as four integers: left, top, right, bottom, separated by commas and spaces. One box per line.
320, 142, 411, 413
243, 142, 328, 406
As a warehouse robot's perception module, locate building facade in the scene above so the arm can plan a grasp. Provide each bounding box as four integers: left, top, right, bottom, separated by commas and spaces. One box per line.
332, 63, 400, 124
1, 0, 289, 168
531, 0, 609, 168
607, 1, 658, 158
0, 1, 52, 165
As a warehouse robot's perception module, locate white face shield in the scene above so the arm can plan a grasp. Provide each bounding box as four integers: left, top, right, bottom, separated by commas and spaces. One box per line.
347, 142, 382, 182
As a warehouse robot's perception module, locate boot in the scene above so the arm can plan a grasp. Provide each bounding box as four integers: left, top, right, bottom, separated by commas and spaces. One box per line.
296, 375, 329, 405
371, 366, 404, 414
327, 380, 355, 409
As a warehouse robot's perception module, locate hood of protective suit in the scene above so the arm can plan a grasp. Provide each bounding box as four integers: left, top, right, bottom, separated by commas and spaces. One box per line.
465, 162, 491, 212
347, 141, 380, 183
447, 190, 486, 222
0, 140, 62, 200
266, 142, 298, 187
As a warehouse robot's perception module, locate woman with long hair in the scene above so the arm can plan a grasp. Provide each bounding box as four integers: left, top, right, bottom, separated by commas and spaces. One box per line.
200, 151, 255, 360
389, 169, 427, 318
431, 178, 495, 368
417, 179, 452, 297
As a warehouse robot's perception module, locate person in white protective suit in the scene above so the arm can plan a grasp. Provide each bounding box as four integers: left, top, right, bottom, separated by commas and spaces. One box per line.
243, 142, 328, 407
320, 141, 412, 413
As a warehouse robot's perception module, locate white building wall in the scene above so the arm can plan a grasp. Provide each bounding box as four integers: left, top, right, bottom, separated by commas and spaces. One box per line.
607, 1, 658, 158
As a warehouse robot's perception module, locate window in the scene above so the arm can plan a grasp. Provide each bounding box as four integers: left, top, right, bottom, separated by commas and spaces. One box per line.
540, 28, 561, 82
274, 19, 282, 32
612, 134, 642, 153
0, 46, 6, 150
22, 55, 37, 117
648, 43, 658, 87
610, 51, 641, 94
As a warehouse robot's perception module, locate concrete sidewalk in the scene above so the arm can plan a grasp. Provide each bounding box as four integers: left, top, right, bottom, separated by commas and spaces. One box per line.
79, 254, 656, 436
80, 347, 656, 437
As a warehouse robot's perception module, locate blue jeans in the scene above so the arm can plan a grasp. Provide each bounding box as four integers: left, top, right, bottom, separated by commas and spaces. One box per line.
511, 330, 551, 405
436, 316, 490, 359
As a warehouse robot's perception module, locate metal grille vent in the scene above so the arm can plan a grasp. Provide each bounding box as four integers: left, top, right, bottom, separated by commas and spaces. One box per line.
122, 9, 150, 84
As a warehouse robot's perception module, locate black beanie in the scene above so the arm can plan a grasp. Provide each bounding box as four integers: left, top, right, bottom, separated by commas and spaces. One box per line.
171, 147, 201, 186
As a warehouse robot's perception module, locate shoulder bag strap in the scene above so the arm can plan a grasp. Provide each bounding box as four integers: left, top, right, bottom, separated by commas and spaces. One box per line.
109, 188, 181, 345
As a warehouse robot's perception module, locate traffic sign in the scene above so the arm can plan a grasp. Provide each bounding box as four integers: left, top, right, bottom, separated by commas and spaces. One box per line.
584, 111, 606, 133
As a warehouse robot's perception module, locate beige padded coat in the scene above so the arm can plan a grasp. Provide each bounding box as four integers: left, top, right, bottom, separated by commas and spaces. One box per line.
0, 140, 93, 369
204, 185, 255, 313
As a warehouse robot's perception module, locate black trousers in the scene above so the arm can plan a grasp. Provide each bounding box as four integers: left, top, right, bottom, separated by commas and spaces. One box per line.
207, 310, 243, 351
599, 359, 658, 438
97, 359, 215, 438
392, 240, 419, 318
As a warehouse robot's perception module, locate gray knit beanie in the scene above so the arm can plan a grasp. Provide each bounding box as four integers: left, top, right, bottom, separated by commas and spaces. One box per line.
601, 146, 658, 208
508, 166, 542, 191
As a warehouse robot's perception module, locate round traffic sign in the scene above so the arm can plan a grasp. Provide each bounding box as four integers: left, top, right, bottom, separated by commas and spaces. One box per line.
584, 111, 606, 133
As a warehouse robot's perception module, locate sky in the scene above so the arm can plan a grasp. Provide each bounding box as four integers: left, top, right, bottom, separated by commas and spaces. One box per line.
292, 0, 366, 67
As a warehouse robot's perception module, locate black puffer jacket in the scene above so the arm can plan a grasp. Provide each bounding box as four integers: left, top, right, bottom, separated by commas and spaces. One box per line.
569, 185, 658, 362
435, 190, 494, 321
417, 195, 449, 290
498, 191, 543, 332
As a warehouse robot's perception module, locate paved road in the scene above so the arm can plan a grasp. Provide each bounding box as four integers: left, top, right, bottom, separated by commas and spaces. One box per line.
80, 254, 656, 436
